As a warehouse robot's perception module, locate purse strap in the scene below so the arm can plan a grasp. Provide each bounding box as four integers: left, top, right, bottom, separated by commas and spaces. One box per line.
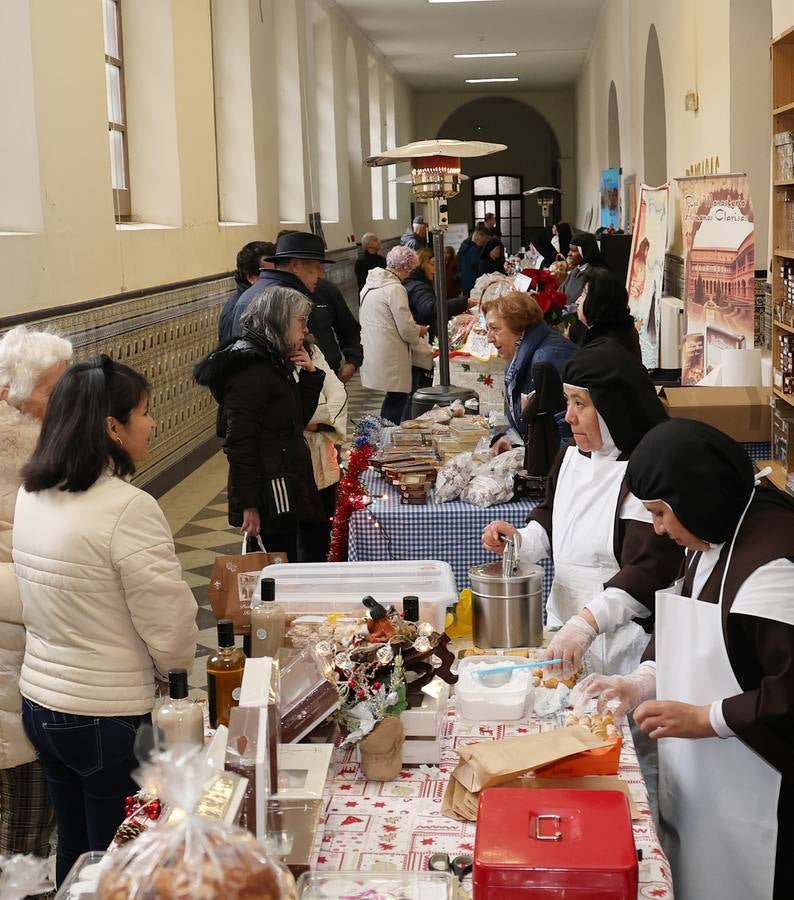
241, 532, 267, 554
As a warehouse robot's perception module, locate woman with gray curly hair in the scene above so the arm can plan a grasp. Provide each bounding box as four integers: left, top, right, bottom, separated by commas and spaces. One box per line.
359, 244, 434, 423
195, 285, 327, 561
0, 325, 72, 861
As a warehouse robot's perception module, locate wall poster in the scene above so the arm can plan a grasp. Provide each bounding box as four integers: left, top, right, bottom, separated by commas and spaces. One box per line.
676, 174, 755, 385
600, 167, 621, 229
626, 183, 670, 370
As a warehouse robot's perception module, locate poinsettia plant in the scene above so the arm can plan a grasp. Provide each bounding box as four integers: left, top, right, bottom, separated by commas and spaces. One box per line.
522, 268, 576, 332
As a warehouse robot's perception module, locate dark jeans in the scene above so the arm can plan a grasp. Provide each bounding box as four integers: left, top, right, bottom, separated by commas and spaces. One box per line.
298, 482, 338, 562
22, 698, 150, 886
381, 391, 410, 425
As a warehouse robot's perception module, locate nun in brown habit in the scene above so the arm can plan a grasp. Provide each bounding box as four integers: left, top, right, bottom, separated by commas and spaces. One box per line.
574, 417, 794, 900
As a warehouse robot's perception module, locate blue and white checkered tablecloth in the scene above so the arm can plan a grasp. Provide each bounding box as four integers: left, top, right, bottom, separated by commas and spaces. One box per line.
348, 469, 555, 597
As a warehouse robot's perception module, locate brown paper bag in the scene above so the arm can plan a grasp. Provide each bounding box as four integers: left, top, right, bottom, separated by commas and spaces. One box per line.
208, 534, 287, 632
453, 727, 609, 793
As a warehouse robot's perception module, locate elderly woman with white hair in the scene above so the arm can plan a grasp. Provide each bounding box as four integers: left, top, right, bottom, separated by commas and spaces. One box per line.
359, 244, 434, 423
0, 325, 72, 860
195, 284, 327, 562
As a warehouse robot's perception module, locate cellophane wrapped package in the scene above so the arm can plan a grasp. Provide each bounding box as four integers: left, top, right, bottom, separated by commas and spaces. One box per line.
96, 747, 296, 900
0, 854, 51, 899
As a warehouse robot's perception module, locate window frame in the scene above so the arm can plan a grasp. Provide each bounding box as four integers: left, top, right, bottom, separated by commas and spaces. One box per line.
473, 173, 524, 253
104, 0, 131, 219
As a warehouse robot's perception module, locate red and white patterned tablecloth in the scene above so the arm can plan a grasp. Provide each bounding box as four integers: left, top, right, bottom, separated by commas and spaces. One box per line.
313, 698, 674, 898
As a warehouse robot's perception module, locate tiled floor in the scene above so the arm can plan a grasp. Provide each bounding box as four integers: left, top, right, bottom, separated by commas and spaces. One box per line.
160, 371, 384, 699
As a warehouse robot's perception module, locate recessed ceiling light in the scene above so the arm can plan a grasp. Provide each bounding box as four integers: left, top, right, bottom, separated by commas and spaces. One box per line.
454, 52, 518, 59
465, 77, 519, 83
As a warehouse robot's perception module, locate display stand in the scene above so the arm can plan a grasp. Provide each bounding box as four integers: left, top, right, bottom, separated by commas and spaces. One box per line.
769, 25, 794, 494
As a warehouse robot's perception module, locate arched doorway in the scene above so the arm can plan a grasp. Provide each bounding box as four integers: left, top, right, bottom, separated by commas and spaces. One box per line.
643, 25, 668, 186
607, 81, 621, 170
436, 97, 561, 249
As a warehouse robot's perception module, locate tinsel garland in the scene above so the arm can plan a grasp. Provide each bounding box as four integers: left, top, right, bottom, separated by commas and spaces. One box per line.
327, 415, 391, 562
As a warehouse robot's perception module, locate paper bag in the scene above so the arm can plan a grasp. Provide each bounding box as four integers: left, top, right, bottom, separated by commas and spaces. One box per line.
453, 727, 609, 793
208, 534, 287, 632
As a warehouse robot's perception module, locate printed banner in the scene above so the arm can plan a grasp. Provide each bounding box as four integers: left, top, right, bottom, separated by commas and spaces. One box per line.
626, 183, 670, 370
677, 174, 755, 385
600, 167, 621, 229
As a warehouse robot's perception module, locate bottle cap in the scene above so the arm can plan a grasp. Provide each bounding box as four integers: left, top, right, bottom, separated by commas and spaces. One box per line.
217, 619, 235, 648
168, 668, 189, 700
402, 595, 420, 622
362, 595, 388, 620
260, 578, 275, 603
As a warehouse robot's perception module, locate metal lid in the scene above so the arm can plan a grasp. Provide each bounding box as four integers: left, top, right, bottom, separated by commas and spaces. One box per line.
468, 562, 542, 583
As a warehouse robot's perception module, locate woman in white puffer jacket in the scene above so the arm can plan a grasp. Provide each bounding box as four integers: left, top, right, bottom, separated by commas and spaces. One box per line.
0, 325, 72, 861
13, 355, 198, 887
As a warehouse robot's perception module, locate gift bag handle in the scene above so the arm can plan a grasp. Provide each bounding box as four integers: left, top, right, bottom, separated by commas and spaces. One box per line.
241, 532, 267, 554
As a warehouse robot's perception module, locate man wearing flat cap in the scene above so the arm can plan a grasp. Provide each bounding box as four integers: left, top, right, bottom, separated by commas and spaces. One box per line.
231, 231, 363, 385
400, 215, 428, 252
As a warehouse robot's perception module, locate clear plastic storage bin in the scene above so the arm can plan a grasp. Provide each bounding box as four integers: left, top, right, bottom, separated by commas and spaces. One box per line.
297, 870, 456, 898
55, 851, 106, 898
259, 560, 457, 633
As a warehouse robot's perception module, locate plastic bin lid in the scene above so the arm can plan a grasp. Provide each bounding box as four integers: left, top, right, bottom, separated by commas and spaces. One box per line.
262, 560, 458, 605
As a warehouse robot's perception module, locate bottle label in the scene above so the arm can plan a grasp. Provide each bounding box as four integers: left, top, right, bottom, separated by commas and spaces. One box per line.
207, 673, 217, 728
232, 687, 241, 701
256, 628, 267, 640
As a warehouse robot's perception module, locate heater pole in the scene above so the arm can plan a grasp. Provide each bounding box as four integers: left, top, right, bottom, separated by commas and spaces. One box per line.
432, 228, 450, 387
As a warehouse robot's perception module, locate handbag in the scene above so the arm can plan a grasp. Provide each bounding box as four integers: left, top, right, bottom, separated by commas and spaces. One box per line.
207, 533, 288, 633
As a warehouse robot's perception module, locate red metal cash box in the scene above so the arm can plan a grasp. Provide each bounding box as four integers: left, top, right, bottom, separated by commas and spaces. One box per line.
473, 788, 638, 898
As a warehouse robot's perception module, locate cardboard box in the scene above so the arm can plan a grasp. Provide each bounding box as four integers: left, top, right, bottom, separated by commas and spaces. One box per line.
659, 386, 771, 442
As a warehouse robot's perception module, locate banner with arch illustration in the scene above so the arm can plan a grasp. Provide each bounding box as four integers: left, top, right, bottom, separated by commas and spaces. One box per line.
626, 182, 670, 369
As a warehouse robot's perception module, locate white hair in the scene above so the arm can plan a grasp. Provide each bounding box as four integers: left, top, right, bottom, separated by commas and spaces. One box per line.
386, 245, 418, 272
0, 325, 73, 407
361, 232, 378, 250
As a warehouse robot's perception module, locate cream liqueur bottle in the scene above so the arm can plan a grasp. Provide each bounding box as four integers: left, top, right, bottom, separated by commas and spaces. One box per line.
250, 578, 286, 657
155, 668, 204, 749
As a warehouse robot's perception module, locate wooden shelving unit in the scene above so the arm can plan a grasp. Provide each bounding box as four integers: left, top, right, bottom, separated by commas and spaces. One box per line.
771, 25, 794, 495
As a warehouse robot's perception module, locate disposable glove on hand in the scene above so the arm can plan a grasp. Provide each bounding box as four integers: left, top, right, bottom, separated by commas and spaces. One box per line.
545, 614, 597, 679
570, 665, 657, 718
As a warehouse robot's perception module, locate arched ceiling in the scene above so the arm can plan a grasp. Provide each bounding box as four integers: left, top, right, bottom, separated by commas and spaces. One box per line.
332, 0, 607, 89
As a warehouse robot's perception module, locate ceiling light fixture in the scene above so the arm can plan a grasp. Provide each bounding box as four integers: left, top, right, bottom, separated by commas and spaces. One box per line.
454, 52, 518, 59
465, 77, 519, 83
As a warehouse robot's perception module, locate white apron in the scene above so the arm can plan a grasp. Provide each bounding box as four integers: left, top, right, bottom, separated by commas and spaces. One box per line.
655, 562, 781, 899
546, 448, 649, 675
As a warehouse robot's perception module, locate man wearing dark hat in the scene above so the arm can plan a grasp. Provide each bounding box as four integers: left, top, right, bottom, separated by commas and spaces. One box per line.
230, 231, 362, 384
400, 216, 428, 252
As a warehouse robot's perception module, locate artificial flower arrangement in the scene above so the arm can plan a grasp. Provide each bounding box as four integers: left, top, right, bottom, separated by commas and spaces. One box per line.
522, 267, 574, 332
334, 650, 408, 747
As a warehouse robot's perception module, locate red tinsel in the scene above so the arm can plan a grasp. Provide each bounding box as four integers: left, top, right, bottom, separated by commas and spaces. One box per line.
327, 443, 374, 562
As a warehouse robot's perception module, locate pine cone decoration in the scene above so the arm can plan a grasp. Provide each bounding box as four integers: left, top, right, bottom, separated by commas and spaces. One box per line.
114, 820, 145, 846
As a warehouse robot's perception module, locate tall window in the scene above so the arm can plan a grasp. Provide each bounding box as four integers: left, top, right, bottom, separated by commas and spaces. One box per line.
384, 75, 397, 220
473, 175, 523, 253
368, 58, 383, 221
103, 0, 130, 218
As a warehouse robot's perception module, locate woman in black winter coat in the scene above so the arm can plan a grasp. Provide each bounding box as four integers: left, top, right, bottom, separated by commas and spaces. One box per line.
194, 285, 328, 562
478, 238, 507, 277
404, 248, 473, 341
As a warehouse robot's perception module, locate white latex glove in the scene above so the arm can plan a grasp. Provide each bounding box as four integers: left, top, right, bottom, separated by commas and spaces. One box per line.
544, 614, 597, 679
570, 663, 657, 718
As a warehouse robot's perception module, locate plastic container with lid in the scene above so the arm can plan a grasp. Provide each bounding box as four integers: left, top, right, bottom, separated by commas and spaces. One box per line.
256, 561, 457, 633
455, 655, 534, 721
55, 851, 106, 898
296, 870, 456, 898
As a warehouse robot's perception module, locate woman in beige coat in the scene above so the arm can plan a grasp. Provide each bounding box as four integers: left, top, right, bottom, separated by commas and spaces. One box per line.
0, 326, 72, 861
359, 245, 434, 423
14, 355, 198, 886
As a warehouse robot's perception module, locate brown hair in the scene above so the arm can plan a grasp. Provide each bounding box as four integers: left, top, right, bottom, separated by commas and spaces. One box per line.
481, 291, 543, 333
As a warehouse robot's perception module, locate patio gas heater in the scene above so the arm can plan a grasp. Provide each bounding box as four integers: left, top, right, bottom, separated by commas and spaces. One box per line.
366, 139, 506, 416
523, 186, 563, 229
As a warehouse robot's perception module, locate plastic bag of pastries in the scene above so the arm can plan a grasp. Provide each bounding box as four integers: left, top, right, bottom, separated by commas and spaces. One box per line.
97, 747, 296, 900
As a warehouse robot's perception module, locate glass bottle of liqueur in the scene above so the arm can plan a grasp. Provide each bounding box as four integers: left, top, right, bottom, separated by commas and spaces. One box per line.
207, 619, 245, 728
155, 668, 204, 749
250, 578, 286, 658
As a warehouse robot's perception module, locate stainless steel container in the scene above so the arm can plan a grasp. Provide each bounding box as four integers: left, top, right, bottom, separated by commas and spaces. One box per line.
468, 562, 543, 649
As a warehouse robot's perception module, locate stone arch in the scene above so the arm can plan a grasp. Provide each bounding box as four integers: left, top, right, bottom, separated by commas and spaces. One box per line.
643, 24, 668, 186
607, 81, 621, 170
436, 97, 562, 230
